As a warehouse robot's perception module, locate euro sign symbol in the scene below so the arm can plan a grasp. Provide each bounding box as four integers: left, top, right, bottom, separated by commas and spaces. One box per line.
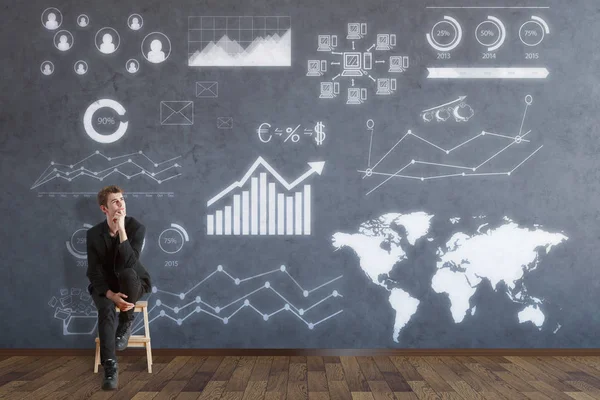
258, 122, 272, 143
314, 121, 326, 146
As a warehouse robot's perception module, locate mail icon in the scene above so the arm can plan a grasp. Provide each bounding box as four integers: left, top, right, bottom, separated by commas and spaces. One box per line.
160, 101, 194, 125
196, 81, 218, 98
217, 117, 233, 129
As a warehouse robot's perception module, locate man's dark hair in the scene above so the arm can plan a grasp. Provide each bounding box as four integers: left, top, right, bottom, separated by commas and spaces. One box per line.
97, 185, 124, 207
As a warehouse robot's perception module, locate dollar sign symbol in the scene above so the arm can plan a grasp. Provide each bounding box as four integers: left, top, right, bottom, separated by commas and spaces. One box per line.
314, 121, 326, 146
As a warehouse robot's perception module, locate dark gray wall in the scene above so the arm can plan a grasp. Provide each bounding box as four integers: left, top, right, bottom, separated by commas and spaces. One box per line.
1, 0, 599, 349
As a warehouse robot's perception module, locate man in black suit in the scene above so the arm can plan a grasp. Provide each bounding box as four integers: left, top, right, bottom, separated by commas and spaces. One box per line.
87, 185, 152, 390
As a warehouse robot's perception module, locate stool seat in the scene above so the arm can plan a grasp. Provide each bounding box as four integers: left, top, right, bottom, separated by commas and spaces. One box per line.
93, 300, 152, 373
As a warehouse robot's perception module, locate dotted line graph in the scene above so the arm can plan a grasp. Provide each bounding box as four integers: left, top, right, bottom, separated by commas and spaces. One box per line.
132, 264, 343, 333
31, 150, 182, 189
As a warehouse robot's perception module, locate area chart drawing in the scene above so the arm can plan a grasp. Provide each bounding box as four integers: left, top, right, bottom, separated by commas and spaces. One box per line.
188, 16, 291, 66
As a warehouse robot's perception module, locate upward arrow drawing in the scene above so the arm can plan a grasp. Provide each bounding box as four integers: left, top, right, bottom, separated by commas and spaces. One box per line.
207, 157, 325, 207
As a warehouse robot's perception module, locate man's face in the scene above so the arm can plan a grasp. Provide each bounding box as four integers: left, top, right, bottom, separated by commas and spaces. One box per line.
101, 192, 126, 218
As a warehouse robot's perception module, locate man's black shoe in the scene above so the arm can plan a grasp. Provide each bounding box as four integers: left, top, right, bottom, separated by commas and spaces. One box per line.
115, 319, 133, 351
102, 359, 118, 390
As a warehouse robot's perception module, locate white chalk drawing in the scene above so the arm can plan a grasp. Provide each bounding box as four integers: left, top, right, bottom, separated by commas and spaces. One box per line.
42, 8, 62, 30
360, 95, 542, 192
142, 32, 172, 64
160, 101, 193, 125
217, 117, 233, 129
126, 59, 140, 74
158, 223, 189, 254
420, 96, 474, 123
49, 287, 98, 335
307, 23, 408, 105
66, 223, 93, 259
426, 15, 463, 52
40, 61, 54, 76
188, 16, 291, 66
475, 16, 507, 52
128, 14, 143, 31
519, 16, 549, 47
54, 30, 74, 51
74, 60, 88, 75
77, 14, 89, 28
196, 81, 218, 98
31, 150, 182, 190
257, 122, 326, 146
426, 67, 549, 79
389, 55, 409, 73
347, 22, 367, 40
83, 99, 128, 143
346, 87, 367, 105
206, 157, 325, 236
130, 264, 343, 333
95, 27, 121, 55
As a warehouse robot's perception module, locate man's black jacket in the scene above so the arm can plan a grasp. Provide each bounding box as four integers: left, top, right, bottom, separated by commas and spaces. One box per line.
86, 216, 152, 296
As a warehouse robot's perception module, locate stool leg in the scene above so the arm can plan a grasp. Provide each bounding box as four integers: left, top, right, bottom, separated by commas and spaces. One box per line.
143, 305, 152, 373
94, 341, 100, 373
146, 342, 152, 373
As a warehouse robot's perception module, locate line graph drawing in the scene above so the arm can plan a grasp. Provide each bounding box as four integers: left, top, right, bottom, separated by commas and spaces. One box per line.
130, 264, 343, 333
188, 16, 291, 66
360, 95, 543, 194
31, 150, 182, 190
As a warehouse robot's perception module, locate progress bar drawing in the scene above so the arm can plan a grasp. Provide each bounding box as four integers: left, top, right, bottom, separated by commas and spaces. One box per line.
129, 264, 343, 334
206, 157, 325, 236
359, 95, 543, 194
31, 150, 182, 190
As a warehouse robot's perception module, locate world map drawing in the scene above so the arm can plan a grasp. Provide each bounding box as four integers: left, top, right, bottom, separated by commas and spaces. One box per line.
332, 212, 568, 342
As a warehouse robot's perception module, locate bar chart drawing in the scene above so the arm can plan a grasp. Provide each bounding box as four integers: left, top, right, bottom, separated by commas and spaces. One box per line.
206, 157, 325, 236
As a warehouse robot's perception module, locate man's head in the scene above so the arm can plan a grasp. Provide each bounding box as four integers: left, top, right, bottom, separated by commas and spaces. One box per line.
97, 185, 126, 219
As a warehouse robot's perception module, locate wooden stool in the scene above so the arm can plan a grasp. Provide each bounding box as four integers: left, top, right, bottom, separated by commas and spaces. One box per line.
94, 300, 152, 373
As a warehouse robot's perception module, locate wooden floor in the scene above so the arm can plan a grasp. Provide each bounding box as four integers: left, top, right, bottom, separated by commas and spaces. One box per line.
2, 355, 600, 400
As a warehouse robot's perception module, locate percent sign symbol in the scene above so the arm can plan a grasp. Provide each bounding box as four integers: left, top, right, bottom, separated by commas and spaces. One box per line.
97, 117, 115, 124
284, 124, 301, 143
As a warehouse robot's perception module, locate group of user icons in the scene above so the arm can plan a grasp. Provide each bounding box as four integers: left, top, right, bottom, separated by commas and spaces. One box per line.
40, 7, 171, 76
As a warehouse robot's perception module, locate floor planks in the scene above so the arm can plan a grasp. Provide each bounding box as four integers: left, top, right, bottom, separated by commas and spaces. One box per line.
1, 355, 600, 399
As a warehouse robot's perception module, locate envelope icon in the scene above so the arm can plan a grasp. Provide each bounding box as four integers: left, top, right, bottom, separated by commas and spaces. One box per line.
160, 101, 194, 125
196, 81, 218, 98
217, 117, 233, 129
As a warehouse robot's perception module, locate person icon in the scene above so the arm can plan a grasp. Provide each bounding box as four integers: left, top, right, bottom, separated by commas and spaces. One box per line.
127, 61, 138, 73
57, 34, 71, 51
41, 63, 53, 75
76, 62, 87, 75
78, 16, 88, 27
147, 39, 165, 63
130, 17, 140, 30
46, 12, 59, 29
100, 33, 116, 54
